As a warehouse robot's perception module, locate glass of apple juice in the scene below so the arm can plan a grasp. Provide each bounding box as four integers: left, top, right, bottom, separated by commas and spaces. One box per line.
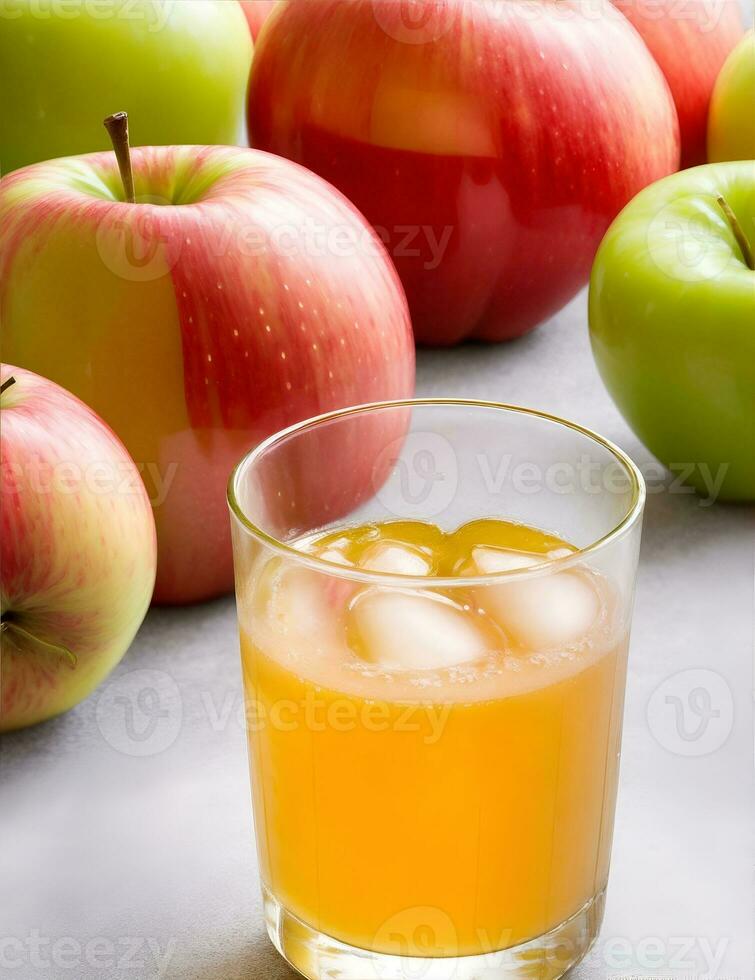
228, 400, 645, 980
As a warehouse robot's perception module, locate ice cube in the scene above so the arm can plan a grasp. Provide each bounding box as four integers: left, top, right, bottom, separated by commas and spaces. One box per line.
350, 589, 487, 670
471, 546, 544, 573
472, 549, 599, 650
258, 561, 341, 641
547, 547, 575, 560
359, 540, 431, 576
319, 547, 352, 566
296, 533, 352, 565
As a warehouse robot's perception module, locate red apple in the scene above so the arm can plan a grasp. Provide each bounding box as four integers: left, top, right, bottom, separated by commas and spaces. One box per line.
238, 0, 279, 40
614, 0, 743, 167
1, 366, 156, 731
247, 0, 679, 345
0, 133, 415, 604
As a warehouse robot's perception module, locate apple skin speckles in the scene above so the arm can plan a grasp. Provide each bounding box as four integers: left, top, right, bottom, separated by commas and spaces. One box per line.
1, 365, 156, 732
0, 146, 415, 602
248, 0, 680, 345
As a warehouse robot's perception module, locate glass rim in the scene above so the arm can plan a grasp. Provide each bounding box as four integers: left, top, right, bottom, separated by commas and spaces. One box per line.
227, 398, 646, 587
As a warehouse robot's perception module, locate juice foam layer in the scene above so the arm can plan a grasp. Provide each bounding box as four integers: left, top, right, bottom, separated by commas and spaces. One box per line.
245, 519, 624, 704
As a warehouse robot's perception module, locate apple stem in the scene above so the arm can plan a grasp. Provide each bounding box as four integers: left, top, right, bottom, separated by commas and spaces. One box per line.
717, 195, 754, 271
103, 111, 136, 204
0, 620, 78, 669
0, 376, 16, 396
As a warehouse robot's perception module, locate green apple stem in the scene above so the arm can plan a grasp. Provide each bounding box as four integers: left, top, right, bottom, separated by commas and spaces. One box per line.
0, 620, 78, 668
717, 195, 754, 271
0, 376, 16, 396
104, 111, 136, 204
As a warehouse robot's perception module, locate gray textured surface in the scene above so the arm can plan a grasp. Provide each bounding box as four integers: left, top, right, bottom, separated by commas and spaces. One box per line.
2, 288, 753, 980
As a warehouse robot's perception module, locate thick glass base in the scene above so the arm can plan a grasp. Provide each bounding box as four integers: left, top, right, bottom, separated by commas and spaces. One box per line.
263, 885, 605, 980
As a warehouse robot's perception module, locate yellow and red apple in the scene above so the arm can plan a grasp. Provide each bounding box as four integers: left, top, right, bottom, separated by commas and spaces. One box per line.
0, 144, 415, 604
708, 30, 755, 163
248, 0, 679, 345
1, 366, 156, 732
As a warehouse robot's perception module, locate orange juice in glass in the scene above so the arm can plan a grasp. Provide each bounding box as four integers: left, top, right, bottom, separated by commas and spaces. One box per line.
229, 401, 644, 980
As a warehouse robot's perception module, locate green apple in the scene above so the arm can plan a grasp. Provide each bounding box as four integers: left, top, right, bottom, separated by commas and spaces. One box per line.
0, 0, 252, 174
708, 30, 755, 163
589, 161, 755, 501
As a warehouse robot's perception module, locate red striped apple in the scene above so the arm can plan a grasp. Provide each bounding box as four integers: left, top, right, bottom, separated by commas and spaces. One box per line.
247, 0, 680, 345
1, 366, 156, 732
0, 127, 415, 604
614, 0, 743, 167
239, 0, 279, 39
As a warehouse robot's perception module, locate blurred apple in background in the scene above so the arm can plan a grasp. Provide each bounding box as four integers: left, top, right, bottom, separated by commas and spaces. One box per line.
1, 366, 156, 732
0, 128, 415, 604
238, 0, 278, 40
0, 0, 252, 174
248, 0, 679, 345
708, 30, 755, 162
589, 161, 755, 501
613, 0, 743, 167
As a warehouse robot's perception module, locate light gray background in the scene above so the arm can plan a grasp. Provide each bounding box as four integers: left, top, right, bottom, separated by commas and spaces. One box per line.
2, 287, 753, 980
3, 0, 755, 970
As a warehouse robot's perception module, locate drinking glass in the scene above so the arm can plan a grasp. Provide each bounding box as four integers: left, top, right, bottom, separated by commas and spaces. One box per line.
228, 399, 645, 980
